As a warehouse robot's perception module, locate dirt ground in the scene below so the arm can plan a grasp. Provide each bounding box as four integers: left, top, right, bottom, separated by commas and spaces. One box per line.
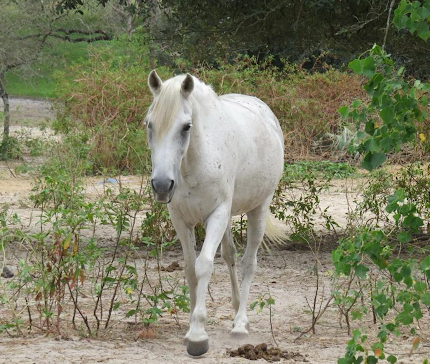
0, 99, 429, 364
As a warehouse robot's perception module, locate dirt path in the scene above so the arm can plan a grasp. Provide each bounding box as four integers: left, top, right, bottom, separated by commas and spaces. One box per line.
0, 97, 55, 124
0, 171, 428, 363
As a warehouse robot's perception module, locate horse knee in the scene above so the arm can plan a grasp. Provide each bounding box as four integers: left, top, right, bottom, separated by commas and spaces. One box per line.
241, 254, 257, 277
195, 255, 213, 280
184, 265, 197, 283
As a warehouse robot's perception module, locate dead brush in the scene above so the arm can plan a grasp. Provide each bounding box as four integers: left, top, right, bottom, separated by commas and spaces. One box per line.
56, 56, 154, 174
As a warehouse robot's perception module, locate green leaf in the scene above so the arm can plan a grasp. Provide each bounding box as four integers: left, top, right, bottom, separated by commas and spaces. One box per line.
351, 310, 363, 320
387, 355, 397, 363
396, 311, 413, 325
393, 13, 407, 29
402, 215, 424, 232
361, 152, 386, 171
394, 272, 403, 282
339, 106, 350, 119
414, 281, 427, 293
420, 255, 430, 270
266, 297, 275, 305
380, 107, 394, 124
404, 276, 413, 287
417, 21, 430, 41
401, 265, 412, 278
421, 292, 430, 305
397, 231, 411, 243
363, 57, 376, 78
337, 359, 349, 364
355, 264, 369, 279
125, 309, 136, 318
364, 139, 380, 152
367, 356, 378, 364
365, 120, 376, 134
380, 137, 392, 152
349, 59, 363, 74
416, 6, 430, 19
406, 17, 418, 34
386, 323, 396, 332
357, 131, 367, 140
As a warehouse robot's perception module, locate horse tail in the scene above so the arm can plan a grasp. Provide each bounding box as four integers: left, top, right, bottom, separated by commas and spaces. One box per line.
262, 214, 288, 251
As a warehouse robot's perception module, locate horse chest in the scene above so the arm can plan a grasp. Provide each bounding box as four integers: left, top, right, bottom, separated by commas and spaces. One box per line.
170, 182, 230, 224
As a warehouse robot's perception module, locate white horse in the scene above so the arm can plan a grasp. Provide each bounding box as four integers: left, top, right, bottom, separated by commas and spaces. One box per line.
146, 70, 285, 356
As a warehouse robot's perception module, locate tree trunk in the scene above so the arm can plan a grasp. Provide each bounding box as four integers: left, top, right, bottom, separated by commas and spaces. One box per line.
0, 75, 10, 144
126, 10, 133, 38
148, 0, 158, 70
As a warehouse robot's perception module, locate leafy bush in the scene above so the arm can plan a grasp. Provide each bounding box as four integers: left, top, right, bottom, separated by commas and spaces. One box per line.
0, 140, 184, 336
54, 52, 158, 174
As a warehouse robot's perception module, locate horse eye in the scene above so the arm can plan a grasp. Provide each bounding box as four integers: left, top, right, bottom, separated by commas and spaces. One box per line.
183, 124, 192, 132
147, 121, 152, 130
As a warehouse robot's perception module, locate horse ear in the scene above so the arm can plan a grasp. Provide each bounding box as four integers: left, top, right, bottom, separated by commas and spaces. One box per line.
181, 74, 194, 98
148, 70, 162, 96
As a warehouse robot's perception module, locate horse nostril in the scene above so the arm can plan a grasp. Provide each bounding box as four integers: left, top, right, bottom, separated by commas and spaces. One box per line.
168, 180, 174, 192
151, 178, 174, 195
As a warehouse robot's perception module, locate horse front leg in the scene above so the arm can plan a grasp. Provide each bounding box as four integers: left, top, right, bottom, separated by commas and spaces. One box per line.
186, 203, 230, 356
168, 210, 197, 327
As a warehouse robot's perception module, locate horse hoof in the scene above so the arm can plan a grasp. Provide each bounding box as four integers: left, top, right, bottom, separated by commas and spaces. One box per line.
231, 326, 249, 340
187, 338, 209, 356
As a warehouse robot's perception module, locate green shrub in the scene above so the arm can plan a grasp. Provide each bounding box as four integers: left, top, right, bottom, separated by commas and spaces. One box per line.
54, 52, 162, 174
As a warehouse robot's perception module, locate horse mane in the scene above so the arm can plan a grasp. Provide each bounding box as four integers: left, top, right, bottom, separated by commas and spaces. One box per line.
149, 75, 216, 141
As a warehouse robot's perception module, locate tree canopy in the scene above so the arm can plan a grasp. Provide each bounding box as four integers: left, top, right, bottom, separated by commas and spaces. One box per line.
53, 0, 430, 78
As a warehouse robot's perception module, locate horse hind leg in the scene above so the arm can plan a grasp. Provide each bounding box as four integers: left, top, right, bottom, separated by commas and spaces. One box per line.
221, 220, 240, 313
231, 197, 271, 338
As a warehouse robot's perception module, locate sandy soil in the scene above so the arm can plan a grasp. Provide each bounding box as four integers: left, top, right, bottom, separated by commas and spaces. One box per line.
0, 99, 429, 364
0, 171, 428, 364
0, 97, 55, 124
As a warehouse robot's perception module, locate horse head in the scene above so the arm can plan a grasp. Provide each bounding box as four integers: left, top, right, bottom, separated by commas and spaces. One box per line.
146, 70, 194, 203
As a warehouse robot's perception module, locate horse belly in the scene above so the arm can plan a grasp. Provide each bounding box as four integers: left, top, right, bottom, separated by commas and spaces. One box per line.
219, 98, 283, 216
230, 140, 283, 216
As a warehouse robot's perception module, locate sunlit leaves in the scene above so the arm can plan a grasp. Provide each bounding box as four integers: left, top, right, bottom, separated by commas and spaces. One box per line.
361, 152, 386, 171
340, 43, 430, 171
394, 0, 430, 41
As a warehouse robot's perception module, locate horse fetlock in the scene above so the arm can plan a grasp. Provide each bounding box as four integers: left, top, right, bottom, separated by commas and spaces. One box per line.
232, 296, 240, 313
232, 316, 250, 335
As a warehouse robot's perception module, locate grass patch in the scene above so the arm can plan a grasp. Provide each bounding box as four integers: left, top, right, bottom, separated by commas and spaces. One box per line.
4, 40, 109, 99
284, 161, 358, 180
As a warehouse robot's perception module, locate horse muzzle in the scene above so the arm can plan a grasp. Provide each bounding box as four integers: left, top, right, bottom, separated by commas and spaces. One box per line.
151, 178, 176, 204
